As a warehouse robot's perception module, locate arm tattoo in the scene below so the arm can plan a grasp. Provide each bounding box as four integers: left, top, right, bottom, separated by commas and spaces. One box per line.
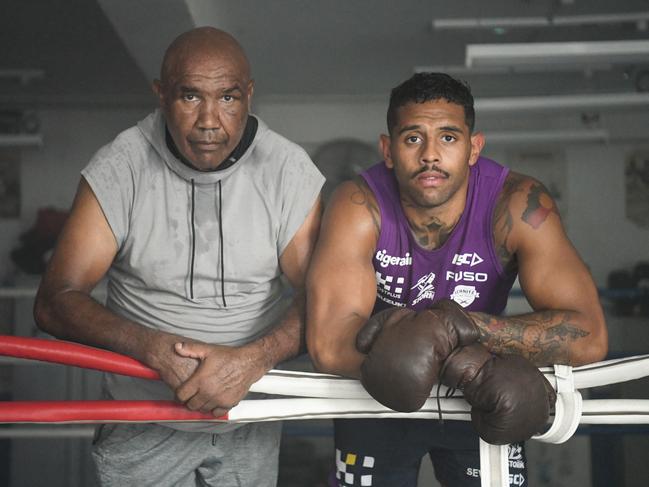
492, 173, 525, 272
472, 310, 589, 365
522, 182, 559, 229
350, 178, 380, 235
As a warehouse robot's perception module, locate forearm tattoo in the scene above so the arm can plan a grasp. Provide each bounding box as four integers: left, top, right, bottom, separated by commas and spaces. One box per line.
350, 178, 380, 236
472, 310, 589, 365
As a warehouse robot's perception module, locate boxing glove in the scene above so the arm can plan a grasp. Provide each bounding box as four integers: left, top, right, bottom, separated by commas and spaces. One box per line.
356, 299, 481, 412
441, 343, 557, 444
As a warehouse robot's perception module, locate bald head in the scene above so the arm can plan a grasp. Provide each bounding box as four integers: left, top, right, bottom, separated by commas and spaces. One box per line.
153, 27, 255, 171
160, 27, 251, 86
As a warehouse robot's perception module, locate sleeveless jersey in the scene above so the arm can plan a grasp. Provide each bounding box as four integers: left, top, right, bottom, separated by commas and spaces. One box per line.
361, 157, 516, 315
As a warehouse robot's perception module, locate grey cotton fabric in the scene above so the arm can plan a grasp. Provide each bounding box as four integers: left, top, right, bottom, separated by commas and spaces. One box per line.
81, 109, 324, 433
92, 421, 282, 486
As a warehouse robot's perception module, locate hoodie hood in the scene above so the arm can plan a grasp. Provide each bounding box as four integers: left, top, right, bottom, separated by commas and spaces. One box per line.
136, 109, 262, 185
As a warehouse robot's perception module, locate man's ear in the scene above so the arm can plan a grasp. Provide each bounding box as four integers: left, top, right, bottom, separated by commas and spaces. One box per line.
152, 79, 165, 107
379, 134, 394, 169
468, 131, 485, 166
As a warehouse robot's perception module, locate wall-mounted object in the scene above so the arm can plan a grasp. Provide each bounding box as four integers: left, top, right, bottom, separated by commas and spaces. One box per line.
625, 152, 649, 229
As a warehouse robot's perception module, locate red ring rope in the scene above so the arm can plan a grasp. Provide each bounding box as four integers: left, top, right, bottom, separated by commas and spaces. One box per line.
0, 400, 226, 423
0, 335, 199, 423
0, 335, 158, 380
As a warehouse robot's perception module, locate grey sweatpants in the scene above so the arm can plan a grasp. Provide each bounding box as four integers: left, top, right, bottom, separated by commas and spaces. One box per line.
92, 421, 282, 487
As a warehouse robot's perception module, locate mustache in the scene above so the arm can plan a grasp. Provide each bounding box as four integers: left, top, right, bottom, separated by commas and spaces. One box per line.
412, 165, 449, 179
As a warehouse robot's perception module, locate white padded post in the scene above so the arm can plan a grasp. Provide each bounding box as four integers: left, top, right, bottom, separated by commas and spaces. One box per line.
479, 439, 509, 487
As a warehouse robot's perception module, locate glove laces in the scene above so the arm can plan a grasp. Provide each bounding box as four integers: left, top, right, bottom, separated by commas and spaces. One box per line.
436, 347, 463, 427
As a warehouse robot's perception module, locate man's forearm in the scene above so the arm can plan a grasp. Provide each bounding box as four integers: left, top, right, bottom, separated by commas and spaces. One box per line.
244, 290, 306, 372
470, 309, 590, 366
34, 289, 158, 364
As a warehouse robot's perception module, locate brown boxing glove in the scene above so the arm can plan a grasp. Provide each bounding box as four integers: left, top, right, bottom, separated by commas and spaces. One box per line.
440, 343, 557, 444
355, 299, 481, 412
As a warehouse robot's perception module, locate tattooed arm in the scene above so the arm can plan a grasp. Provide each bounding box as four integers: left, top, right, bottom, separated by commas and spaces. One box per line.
474, 172, 607, 366
306, 178, 380, 378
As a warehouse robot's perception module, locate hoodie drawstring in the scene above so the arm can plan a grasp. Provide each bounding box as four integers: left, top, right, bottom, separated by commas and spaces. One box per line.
190, 179, 196, 300
189, 179, 227, 307
218, 180, 227, 308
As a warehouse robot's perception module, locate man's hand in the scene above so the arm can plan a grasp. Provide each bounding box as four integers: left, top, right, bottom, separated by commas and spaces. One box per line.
144, 332, 202, 390
173, 342, 267, 417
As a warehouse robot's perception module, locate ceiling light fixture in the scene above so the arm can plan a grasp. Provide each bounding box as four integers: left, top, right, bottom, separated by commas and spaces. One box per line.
465, 40, 649, 68
413, 63, 614, 75
474, 92, 649, 112
432, 11, 649, 30
0, 69, 44, 85
484, 129, 609, 145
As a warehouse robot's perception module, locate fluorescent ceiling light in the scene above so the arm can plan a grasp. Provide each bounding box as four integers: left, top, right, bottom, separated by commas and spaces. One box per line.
475, 93, 649, 112
433, 11, 649, 30
466, 40, 649, 68
0, 134, 43, 147
413, 63, 614, 75
484, 129, 609, 145
0, 69, 44, 85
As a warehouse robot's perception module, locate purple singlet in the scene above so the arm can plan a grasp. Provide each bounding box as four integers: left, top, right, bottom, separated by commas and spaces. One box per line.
361, 156, 516, 315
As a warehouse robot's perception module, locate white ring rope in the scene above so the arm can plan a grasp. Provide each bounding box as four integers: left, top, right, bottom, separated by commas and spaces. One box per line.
2, 337, 649, 487
0, 337, 648, 430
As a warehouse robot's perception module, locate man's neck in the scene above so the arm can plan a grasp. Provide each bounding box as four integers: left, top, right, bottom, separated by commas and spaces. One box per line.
401, 189, 468, 251
165, 115, 258, 172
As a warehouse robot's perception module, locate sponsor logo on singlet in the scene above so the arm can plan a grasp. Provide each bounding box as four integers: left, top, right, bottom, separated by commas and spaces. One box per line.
446, 270, 489, 282
375, 249, 412, 268
411, 272, 436, 305
375, 271, 407, 307
452, 252, 484, 267
450, 285, 480, 307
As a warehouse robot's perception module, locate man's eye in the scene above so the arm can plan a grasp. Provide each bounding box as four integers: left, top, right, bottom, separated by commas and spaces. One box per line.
406, 136, 420, 143
442, 135, 456, 142
183, 94, 198, 102
222, 94, 235, 102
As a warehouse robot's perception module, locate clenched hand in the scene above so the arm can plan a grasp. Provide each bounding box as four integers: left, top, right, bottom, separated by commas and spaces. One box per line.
173, 341, 268, 417
144, 332, 202, 390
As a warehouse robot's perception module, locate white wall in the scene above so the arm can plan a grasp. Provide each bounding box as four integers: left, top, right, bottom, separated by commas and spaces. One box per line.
0, 106, 151, 282
565, 144, 649, 286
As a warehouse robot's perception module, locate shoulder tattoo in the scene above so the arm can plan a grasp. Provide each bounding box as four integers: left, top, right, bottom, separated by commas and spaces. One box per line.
522, 181, 560, 229
493, 173, 525, 272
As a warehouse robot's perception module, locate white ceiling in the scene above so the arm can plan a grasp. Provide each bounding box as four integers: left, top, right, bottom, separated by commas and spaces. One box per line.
2, 0, 649, 105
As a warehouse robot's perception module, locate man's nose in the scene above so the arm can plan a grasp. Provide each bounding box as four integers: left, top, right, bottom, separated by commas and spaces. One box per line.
420, 139, 440, 164
196, 99, 221, 131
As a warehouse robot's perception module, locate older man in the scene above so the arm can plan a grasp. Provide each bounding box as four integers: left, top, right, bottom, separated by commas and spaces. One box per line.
35, 27, 323, 486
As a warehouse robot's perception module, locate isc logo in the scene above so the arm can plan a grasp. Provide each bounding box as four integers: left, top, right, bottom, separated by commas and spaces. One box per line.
446, 271, 488, 282
452, 252, 484, 267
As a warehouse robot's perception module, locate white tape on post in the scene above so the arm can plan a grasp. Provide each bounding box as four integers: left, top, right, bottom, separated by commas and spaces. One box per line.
479, 439, 509, 487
